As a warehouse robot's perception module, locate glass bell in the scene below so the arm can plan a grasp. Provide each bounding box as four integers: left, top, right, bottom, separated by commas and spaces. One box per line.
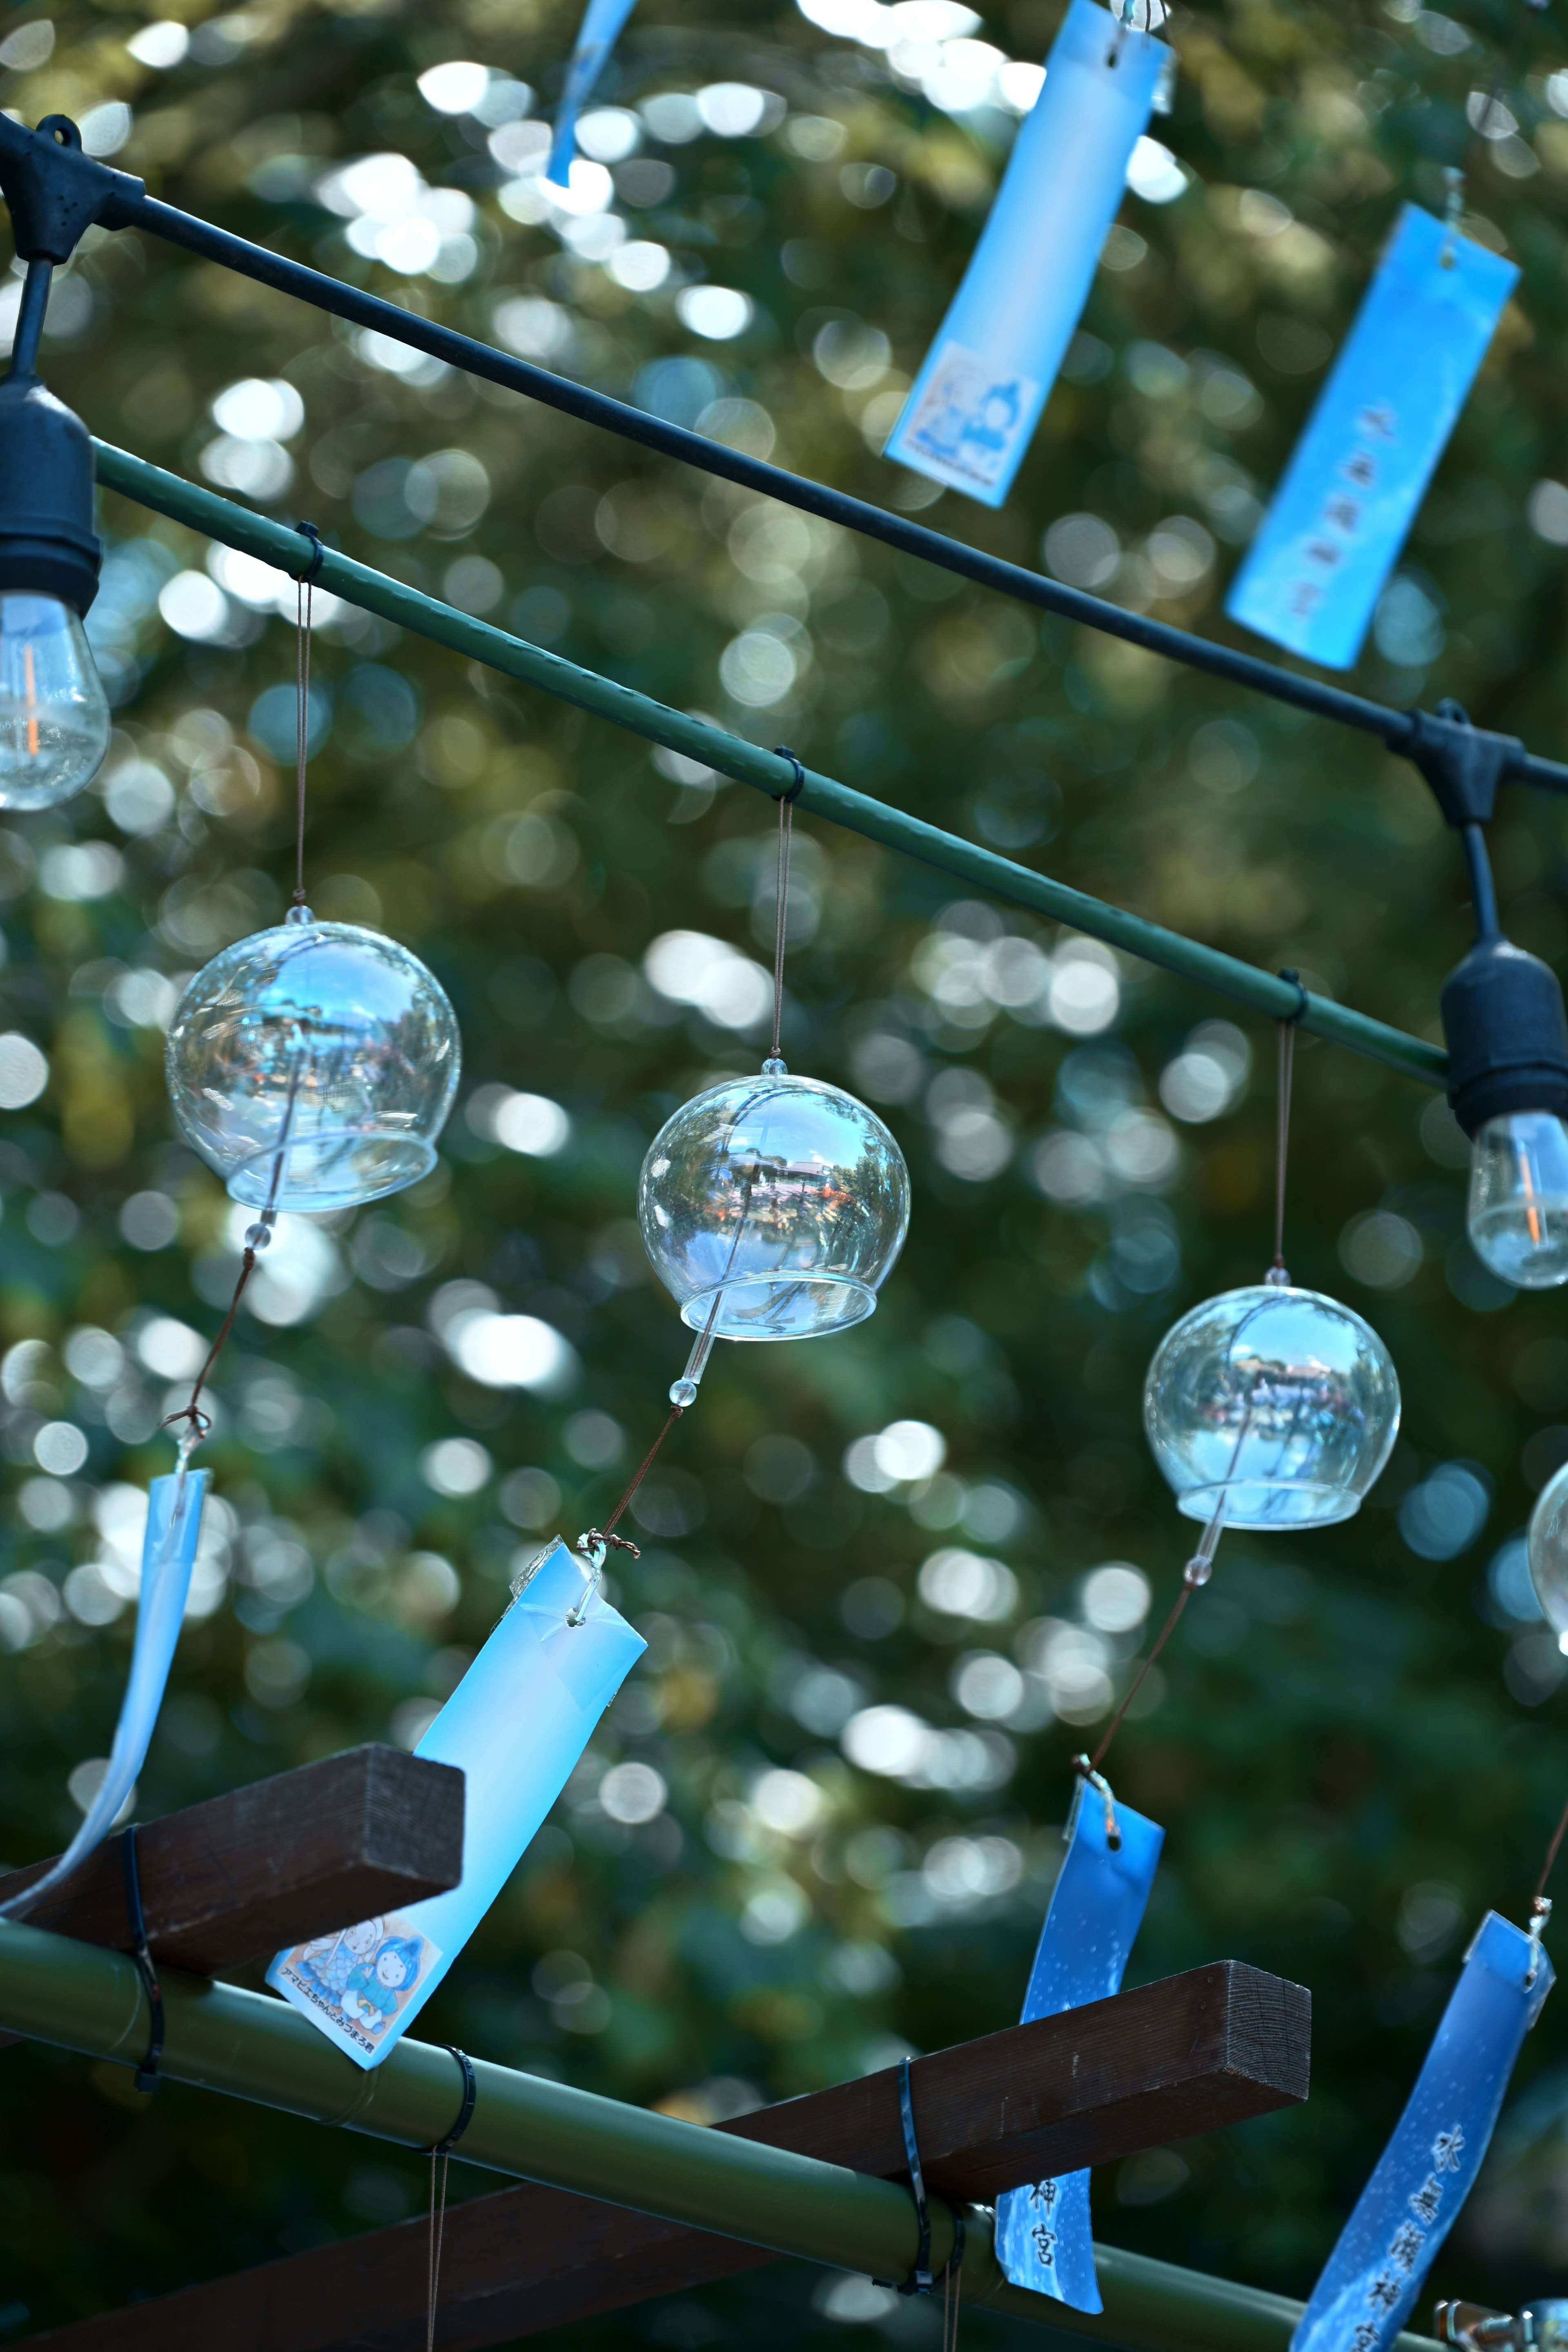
639, 1060, 910, 1341
1143, 1279, 1401, 1530
165, 906, 461, 1212
1528, 1461, 1568, 1637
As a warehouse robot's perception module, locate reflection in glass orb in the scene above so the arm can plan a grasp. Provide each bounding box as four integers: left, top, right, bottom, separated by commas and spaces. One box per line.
1528, 1461, 1568, 1637
166, 907, 461, 1212
1143, 1282, 1401, 1529
639, 1066, 910, 1341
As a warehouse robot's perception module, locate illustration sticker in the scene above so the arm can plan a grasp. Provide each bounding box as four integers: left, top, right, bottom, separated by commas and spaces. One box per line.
267, 1913, 443, 2062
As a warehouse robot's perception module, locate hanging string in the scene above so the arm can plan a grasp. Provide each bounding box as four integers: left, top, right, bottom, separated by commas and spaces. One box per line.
165, 561, 321, 1452
941, 2229, 962, 2352
424, 2046, 476, 2352
426, 2143, 451, 2352
768, 748, 805, 1067
292, 520, 323, 907
1272, 969, 1305, 1279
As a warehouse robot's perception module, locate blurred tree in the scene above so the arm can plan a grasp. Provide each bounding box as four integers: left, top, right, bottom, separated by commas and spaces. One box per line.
5, 0, 1568, 2339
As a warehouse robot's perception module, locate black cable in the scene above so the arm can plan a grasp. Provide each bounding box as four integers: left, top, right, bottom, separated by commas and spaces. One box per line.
120, 1825, 163, 2094
100, 186, 1568, 789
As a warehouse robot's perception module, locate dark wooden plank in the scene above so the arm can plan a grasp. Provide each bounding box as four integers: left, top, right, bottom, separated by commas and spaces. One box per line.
30, 1961, 1307, 2352
0, 1746, 464, 1975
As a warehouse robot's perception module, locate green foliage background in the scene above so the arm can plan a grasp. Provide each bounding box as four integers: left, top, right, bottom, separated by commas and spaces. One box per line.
6, 0, 1568, 2336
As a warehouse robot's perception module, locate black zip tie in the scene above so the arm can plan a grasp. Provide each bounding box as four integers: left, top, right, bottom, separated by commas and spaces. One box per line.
432, 2045, 477, 2153
1277, 966, 1309, 1024
292, 518, 326, 585
771, 745, 806, 806
120, 1824, 163, 2095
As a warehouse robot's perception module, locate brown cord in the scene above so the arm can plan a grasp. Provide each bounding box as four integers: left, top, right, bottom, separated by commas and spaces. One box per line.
294, 573, 314, 907
1088, 1581, 1195, 1774
1533, 1795, 1568, 1911
598, 1405, 684, 1544
162, 1245, 261, 1444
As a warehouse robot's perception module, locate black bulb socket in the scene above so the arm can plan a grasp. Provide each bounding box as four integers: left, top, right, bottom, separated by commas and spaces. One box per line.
0, 372, 100, 617
1441, 935, 1568, 1138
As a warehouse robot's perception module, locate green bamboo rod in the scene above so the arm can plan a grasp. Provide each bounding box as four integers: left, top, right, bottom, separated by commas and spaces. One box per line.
91, 440, 1448, 1094
0, 1918, 1437, 2352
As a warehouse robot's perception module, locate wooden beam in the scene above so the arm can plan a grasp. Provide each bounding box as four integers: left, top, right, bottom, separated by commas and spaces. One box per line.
0, 1746, 464, 1975
29, 1960, 1307, 2352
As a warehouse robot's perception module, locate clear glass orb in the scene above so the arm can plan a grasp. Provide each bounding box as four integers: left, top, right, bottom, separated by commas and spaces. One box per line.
0, 593, 110, 809
639, 1069, 910, 1341
1528, 1461, 1568, 1637
1468, 1111, 1568, 1288
165, 908, 461, 1212
1143, 1283, 1401, 1529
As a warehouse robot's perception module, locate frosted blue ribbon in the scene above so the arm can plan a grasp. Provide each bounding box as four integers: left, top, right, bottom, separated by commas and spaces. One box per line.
547, 0, 640, 186
0, 1468, 209, 1919
994, 1778, 1165, 2313
885, 0, 1166, 509
270, 1537, 646, 2066
1292, 1911, 1555, 2352
1226, 202, 1517, 670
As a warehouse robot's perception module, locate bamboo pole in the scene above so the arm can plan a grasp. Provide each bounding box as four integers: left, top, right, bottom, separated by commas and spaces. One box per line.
1, 1918, 1436, 2352
90, 440, 1448, 1093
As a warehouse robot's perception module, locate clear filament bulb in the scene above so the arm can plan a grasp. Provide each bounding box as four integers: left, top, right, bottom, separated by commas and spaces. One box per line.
1467, 1111, 1568, 1288
0, 593, 110, 810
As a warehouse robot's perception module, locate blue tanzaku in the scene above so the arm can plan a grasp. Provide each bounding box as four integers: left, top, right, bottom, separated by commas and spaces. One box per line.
1226, 203, 1517, 670
269, 1537, 646, 2066
547, 0, 640, 185
993, 1777, 1165, 2312
885, 0, 1167, 508
0, 1466, 210, 1919
1292, 1911, 1555, 2352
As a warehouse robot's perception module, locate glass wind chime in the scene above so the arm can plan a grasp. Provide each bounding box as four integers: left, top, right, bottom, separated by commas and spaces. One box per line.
274, 748, 911, 2069
6, 567, 461, 1927
996, 990, 1402, 2317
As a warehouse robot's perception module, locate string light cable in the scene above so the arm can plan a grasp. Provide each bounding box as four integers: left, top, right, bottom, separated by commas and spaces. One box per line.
4, 114, 1568, 817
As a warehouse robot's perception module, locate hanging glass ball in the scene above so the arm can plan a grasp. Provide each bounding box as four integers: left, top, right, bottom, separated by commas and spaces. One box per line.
639, 1062, 910, 1341
1143, 1281, 1401, 1530
1528, 1462, 1568, 1637
165, 906, 461, 1213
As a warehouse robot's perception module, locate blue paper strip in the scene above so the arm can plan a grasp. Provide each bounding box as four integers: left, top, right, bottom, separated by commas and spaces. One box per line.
1225, 203, 1517, 670
0, 1468, 209, 1919
1292, 1912, 1555, 2352
547, 0, 639, 186
994, 1782, 1165, 2313
884, 0, 1165, 508
268, 1538, 645, 2066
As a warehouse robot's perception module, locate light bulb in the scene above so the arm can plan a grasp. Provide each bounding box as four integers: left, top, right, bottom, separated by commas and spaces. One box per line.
0, 592, 110, 809
1143, 1282, 1401, 1530
639, 1065, 910, 1341
1466, 1111, 1568, 1288
165, 907, 461, 1212
1528, 1460, 1568, 1638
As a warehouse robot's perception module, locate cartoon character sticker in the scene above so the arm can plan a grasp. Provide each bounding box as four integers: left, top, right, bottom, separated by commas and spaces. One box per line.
267, 1913, 441, 2061
898, 342, 1040, 496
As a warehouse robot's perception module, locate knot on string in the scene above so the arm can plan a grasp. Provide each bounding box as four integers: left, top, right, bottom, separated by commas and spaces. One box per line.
771, 745, 806, 806
576, 1528, 641, 1564
1276, 966, 1308, 1025
1071, 1754, 1122, 1851
291, 518, 327, 585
